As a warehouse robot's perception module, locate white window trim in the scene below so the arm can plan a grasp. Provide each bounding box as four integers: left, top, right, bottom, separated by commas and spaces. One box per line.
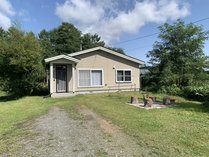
116, 69, 132, 83
78, 68, 104, 88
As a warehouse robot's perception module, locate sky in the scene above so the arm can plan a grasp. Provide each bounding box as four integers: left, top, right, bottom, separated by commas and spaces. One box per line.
0, 0, 209, 62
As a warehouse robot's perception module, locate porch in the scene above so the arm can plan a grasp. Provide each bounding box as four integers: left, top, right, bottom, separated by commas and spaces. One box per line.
51, 92, 77, 98
45, 55, 80, 95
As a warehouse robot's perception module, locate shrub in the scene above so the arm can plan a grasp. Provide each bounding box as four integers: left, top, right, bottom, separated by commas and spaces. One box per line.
183, 85, 209, 101
158, 84, 182, 95
31, 83, 49, 96
0, 27, 45, 96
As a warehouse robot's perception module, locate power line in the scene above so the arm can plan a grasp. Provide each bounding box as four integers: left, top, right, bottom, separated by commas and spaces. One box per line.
115, 16, 209, 45
193, 17, 209, 23
126, 29, 209, 52
125, 44, 153, 51
115, 32, 159, 45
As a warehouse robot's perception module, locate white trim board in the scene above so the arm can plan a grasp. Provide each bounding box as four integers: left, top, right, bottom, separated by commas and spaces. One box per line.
45, 55, 80, 63
115, 69, 132, 83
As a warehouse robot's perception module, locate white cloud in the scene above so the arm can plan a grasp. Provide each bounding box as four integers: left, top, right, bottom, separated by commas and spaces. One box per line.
0, 0, 15, 15
0, 0, 15, 29
55, 0, 190, 44
55, 0, 104, 24
17, 9, 36, 22
17, 9, 27, 17
0, 12, 12, 29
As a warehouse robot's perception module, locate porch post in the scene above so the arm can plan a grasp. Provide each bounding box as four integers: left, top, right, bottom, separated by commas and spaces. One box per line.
72, 64, 75, 93
50, 62, 53, 94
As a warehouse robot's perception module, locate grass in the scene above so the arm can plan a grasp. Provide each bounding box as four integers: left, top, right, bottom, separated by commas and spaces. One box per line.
0, 94, 79, 154
0, 96, 55, 153
61, 92, 209, 157
0, 91, 209, 156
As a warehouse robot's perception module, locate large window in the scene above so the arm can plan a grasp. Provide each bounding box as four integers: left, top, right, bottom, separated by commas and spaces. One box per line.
78, 69, 103, 87
116, 70, 132, 82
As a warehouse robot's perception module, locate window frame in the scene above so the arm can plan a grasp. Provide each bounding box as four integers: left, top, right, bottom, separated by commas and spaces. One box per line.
116, 69, 132, 83
78, 68, 104, 88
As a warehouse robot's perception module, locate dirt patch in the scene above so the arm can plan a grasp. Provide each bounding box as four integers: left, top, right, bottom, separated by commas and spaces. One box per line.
13, 106, 150, 157
79, 105, 119, 134
128, 102, 176, 110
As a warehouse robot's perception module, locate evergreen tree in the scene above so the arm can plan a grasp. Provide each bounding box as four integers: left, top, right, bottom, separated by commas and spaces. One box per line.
51, 22, 81, 54
39, 22, 125, 58
81, 33, 105, 49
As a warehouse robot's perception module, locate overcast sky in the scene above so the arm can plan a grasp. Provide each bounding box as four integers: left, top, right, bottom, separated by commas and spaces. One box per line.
0, 0, 208, 62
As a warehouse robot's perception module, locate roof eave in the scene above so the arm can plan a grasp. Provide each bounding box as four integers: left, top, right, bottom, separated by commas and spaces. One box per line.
44, 55, 80, 63
69, 46, 145, 65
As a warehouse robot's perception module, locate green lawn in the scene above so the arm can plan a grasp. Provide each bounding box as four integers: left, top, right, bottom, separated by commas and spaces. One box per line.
0, 92, 209, 156
0, 95, 79, 154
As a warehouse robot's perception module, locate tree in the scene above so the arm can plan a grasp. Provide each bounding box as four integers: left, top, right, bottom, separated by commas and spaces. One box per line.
38, 29, 56, 59
81, 33, 105, 49
39, 23, 81, 58
146, 20, 209, 93
39, 22, 125, 58
0, 27, 44, 96
0, 27, 6, 38
106, 47, 125, 54
52, 23, 81, 54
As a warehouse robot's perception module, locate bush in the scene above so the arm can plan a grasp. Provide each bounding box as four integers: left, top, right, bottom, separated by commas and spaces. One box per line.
31, 83, 49, 96
158, 84, 182, 95
0, 27, 45, 96
183, 85, 209, 101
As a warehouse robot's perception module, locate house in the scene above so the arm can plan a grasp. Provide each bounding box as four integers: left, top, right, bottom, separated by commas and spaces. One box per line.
45, 47, 144, 97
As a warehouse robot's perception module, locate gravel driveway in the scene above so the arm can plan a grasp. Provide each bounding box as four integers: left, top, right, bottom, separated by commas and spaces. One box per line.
14, 106, 149, 157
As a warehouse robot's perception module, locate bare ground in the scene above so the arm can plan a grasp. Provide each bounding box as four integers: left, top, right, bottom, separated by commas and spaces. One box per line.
12, 106, 150, 157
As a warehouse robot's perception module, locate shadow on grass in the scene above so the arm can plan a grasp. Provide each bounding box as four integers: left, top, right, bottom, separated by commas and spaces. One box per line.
0, 95, 20, 102
175, 101, 209, 113
0, 90, 50, 102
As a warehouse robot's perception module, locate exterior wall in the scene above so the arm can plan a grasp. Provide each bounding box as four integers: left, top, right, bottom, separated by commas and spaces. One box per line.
73, 50, 140, 93
51, 59, 73, 93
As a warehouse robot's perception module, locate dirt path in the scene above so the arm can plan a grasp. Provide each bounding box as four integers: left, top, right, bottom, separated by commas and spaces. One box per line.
15, 107, 149, 157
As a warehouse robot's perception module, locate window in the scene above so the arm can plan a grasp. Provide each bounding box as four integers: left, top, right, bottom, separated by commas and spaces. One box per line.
79, 70, 91, 87
116, 70, 132, 82
78, 69, 103, 87
92, 70, 102, 86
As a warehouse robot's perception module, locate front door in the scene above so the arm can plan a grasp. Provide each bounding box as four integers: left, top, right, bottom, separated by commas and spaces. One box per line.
56, 65, 67, 93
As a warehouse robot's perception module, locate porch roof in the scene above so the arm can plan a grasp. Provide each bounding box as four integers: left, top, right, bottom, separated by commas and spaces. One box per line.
44, 54, 80, 63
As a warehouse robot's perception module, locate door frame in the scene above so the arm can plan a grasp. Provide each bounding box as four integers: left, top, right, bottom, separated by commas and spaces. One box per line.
56, 64, 67, 93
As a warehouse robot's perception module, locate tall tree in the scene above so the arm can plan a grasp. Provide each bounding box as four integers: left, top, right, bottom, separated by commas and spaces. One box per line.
0, 27, 44, 96
39, 29, 56, 59
106, 47, 125, 54
81, 33, 105, 50
39, 23, 81, 58
0, 27, 6, 38
39, 22, 125, 58
146, 20, 209, 92
51, 22, 81, 54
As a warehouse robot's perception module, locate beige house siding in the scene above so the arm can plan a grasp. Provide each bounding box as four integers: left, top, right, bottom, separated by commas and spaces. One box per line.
73, 50, 140, 92
48, 50, 142, 94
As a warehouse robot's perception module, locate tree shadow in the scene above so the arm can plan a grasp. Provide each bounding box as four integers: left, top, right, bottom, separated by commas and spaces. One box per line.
0, 92, 51, 102
0, 95, 20, 102
175, 101, 209, 113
